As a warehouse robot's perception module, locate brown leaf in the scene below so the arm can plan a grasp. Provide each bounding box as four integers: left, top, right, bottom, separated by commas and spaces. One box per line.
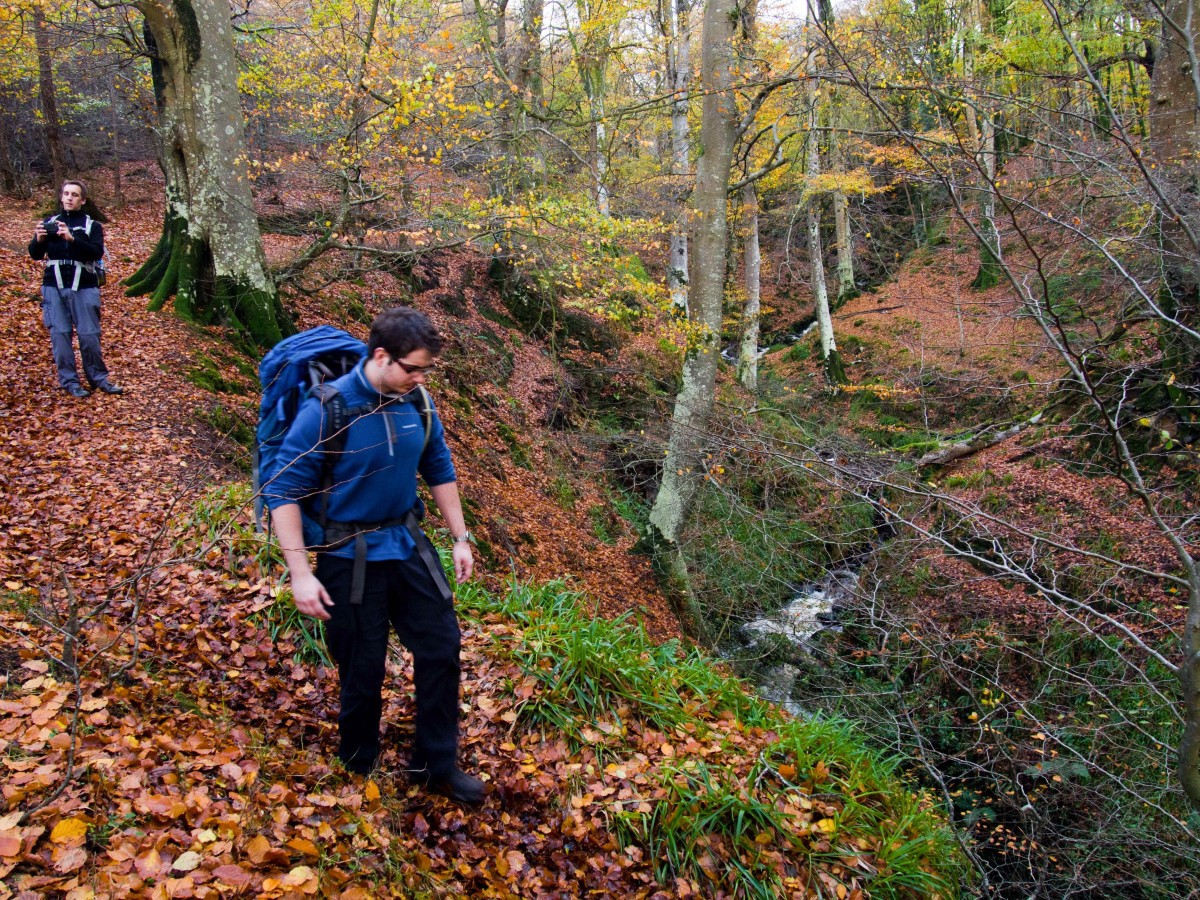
0, 830, 23, 857
53, 845, 88, 874
212, 863, 253, 887
134, 847, 164, 879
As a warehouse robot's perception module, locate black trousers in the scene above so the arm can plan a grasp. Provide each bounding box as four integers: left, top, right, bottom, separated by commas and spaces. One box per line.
316, 548, 461, 776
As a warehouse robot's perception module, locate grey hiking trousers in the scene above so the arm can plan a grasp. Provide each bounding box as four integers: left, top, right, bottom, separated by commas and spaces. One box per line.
41, 286, 111, 390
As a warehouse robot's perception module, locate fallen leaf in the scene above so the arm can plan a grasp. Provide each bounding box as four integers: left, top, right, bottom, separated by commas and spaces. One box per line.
50, 818, 88, 844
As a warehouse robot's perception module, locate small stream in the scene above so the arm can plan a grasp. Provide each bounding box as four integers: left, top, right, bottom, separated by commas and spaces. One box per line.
738, 568, 860, 717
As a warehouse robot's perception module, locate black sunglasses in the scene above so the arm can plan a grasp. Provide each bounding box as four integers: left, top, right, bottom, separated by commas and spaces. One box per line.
391, 356, 436, 375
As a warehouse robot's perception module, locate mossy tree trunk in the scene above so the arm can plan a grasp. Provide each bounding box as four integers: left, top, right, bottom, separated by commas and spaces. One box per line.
648, 0, 739, 634
125, 0, 289, 347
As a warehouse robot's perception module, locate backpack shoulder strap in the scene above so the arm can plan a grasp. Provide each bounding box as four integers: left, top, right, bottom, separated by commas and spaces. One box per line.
416, 385, 433, 458
312, 384, 348, 527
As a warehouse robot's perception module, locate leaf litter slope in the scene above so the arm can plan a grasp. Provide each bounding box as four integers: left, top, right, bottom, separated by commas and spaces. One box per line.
0, 190, 951, 898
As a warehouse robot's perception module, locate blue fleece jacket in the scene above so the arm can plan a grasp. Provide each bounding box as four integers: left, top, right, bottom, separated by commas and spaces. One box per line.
263, 361, 457, 561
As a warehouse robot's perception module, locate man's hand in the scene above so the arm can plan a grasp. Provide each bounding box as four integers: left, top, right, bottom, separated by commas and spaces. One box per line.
57, 222, 73, 242
34, 222, 47, 242
452, 542, 474, 583
292, 570, 334, 620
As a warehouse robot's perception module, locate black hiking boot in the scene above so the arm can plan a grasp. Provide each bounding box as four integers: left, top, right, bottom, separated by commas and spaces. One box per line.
412, 767, 485, 806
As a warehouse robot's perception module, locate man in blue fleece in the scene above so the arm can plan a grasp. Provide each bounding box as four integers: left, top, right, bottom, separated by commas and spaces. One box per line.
265, 307, 482, 805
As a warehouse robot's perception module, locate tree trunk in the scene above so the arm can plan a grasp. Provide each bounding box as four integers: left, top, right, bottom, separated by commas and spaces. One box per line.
804, 1, 844, 385
126, 3, 288, 347
1150, 0, 1200, 808
473, 0, 517, 198
738, 182, 761, 391
109, 74, 123, 209
648, 0, 738, 607
515, 0, 544, 183
667, 0, 691, 313
576, 1, 611, 215
829, 118, 857, 304
0, 106, 17, 195
33, 9, 67, 186
962, 0, 1001, 290
971, 113, 1002, 289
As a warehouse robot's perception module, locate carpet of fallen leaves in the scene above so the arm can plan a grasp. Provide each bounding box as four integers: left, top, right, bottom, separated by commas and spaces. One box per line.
0, 174, 892, 899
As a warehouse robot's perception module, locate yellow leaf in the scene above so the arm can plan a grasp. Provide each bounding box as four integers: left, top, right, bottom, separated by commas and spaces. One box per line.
817, 818, 837, 834
50, 818, 88, 844
364, 781, 381, 802
173, 850, 203, 872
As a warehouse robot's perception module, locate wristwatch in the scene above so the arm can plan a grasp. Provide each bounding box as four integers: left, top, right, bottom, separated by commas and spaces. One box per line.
453, 531, 473, 544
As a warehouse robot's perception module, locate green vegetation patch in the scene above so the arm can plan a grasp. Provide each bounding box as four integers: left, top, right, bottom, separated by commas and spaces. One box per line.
457, 577, 966, 898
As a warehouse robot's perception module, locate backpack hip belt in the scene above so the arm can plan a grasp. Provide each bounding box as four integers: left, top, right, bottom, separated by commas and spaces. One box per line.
322, 508, 452, 605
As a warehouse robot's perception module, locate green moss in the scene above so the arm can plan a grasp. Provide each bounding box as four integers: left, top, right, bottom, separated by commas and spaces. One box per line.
496, 423, 531, 469
194, 401, 254, 470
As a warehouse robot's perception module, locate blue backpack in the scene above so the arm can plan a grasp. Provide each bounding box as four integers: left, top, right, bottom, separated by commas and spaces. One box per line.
253, 325, 431, 530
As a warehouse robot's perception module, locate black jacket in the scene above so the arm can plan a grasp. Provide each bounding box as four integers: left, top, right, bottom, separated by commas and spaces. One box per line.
28, 210, 104, 290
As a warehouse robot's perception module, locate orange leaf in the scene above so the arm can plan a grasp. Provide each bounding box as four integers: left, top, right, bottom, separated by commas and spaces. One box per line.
246, 834, 271, 865
285, 837, 320, 858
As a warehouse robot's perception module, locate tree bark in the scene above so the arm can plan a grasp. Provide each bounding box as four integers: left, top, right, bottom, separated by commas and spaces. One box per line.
971, 113, 1002, 289
33, 9, 67, 186
109, 74, 123, 209
576, 1, 611, 215
126, 1, 288, 347
962, 0, 1001, 290
667, 0, 692, 313
804, 1, 844, 385
738, 182, 761, 391
829, 117, 857, 304
0, 105, 18, 195
1149, 0, 1200, 809
648, 0, 739, 610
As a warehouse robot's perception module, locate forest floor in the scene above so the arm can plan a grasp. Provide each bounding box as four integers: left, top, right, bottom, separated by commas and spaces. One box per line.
0, 178, 706, 898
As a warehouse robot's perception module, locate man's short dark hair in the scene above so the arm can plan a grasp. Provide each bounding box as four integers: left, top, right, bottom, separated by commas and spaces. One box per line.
369, 307, 442, 359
